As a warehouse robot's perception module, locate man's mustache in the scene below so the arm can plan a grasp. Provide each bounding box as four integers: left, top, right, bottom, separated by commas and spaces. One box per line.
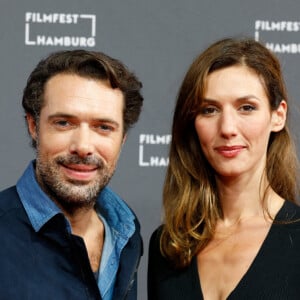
55, 155, 104, 168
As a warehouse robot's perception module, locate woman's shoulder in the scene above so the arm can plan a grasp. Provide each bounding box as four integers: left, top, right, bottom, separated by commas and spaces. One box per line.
148, 225, 165, 264
149, 225, 163, 246
278, 200, 300, 222
148, 226, 200, 300
148, 225, 178, 274
274, 201, 300, 243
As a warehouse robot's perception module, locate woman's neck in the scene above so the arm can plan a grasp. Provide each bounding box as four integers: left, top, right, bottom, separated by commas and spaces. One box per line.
216, 173, 284, 224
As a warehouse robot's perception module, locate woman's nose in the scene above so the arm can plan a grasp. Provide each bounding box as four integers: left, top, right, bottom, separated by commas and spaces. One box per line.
219, 110, 238, 138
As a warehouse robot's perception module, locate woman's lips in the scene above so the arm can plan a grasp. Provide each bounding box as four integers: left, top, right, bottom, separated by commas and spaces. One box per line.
215, 145, 245, 158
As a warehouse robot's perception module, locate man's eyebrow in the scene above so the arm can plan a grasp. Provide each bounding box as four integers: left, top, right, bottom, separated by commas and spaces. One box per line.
47, 113, 76, 119
93, 118, 120, 128
47, 113, 120, 128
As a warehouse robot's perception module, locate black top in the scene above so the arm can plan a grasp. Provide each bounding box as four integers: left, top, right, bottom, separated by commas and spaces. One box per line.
148, 200, 300, 300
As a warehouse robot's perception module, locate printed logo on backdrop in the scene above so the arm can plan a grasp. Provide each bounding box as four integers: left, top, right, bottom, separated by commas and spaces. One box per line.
25, 12, 96, 47
139, 134, 171, 167
255, 20, 300, 54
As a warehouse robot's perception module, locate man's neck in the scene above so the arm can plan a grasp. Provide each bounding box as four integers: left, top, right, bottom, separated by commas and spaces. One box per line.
64, 207, 98, 236
67, 207, 105, 273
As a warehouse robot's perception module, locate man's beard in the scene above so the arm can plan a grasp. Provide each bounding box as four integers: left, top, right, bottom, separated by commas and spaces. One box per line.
35, 153, 115, 214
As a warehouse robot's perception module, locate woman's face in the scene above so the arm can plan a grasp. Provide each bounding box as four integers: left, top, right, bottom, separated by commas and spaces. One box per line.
194, 65, 286, 180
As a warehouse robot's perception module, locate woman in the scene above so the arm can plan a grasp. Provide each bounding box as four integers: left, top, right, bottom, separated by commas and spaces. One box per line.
148, 37, 300, 299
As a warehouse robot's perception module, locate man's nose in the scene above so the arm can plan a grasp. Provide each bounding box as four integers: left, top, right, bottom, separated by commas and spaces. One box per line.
69, 125, 94, 157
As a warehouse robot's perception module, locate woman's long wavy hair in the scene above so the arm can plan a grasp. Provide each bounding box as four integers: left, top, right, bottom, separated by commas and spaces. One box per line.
160, 37, 299, 269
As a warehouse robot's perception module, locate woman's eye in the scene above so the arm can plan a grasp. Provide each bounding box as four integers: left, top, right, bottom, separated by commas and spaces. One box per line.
240, 105, 256, 112
200, 106, 218, 115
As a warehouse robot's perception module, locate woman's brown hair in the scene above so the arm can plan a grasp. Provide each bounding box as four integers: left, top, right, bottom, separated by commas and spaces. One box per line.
160, 37, 299, 269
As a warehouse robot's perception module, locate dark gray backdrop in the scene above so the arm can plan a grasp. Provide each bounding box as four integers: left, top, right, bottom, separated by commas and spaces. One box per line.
1, 1, 300, 299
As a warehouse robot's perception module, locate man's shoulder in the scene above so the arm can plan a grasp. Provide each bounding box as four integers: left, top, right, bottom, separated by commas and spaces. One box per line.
0, 186, 23, 212
0, 186, 29, 233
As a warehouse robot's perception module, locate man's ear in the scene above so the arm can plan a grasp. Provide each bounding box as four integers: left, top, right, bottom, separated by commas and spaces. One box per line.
271, 100, 287, 132
26, 113, 37, 141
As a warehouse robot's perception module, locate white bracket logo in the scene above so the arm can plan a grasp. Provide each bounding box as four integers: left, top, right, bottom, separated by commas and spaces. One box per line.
25, 12, 96, 47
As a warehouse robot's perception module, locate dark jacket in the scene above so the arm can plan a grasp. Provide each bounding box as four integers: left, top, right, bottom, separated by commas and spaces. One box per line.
0, 186, 142, 300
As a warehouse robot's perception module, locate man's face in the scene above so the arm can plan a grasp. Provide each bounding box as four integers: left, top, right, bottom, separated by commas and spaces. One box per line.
27, 73, 125, 213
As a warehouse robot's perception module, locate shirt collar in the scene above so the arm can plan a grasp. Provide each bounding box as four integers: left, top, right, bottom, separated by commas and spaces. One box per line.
16, 160, 65, 232
16, 160, 136, 239
96, 186, 136, 239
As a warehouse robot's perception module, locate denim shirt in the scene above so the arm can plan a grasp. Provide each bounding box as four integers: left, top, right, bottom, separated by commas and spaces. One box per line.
16, 161, 136, 300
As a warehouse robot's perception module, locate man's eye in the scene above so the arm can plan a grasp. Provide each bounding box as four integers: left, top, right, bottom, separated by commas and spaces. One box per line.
52, 120, 73, 129
97, 124, 114, 131
55, 120, 70, 126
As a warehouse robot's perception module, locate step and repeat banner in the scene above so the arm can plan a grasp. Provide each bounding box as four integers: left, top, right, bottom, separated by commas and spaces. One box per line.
1, 0, 300, 298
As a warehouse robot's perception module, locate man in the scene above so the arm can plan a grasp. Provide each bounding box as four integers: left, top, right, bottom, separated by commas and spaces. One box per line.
0, 50, 143, 299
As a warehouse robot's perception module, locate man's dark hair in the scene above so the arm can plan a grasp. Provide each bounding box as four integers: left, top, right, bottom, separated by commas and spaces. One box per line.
22, 49, 143, 147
